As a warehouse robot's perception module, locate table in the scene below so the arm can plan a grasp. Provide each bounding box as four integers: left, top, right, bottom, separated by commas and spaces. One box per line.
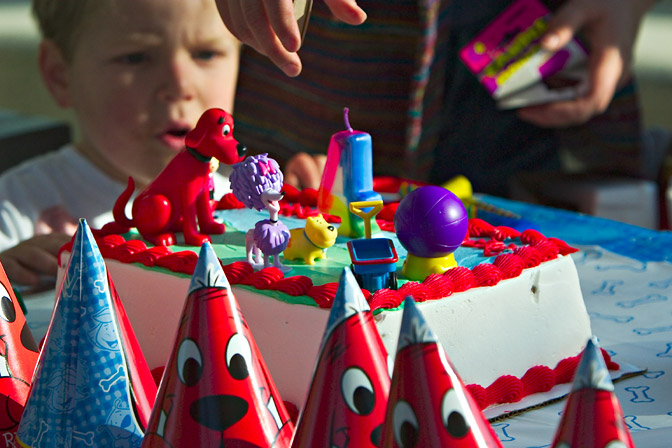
23, 195, 672, 447
481, 196, 672, 447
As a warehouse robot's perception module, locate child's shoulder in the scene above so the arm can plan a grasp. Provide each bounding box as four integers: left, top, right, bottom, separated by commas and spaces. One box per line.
0, 144, 99, 204
1, 145, 77, 179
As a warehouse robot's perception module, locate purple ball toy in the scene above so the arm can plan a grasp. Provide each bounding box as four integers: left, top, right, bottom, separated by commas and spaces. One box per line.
394, 186, 468, 258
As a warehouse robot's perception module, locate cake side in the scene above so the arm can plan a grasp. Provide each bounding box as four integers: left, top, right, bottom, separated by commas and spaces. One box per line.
56, 252, 594, 410
376, 254, 590, 385
56, 210, 602, 410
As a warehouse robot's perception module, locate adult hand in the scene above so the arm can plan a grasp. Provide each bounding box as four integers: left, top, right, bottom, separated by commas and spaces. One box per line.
284, 152, 327, 189
0, 233, 72, 286
215, 0, 367, 76
517, 0, 655, 128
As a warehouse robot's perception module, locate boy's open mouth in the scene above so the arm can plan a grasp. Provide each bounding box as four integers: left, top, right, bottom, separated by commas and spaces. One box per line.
158, 127, 190, 150
167, 128, 188, 137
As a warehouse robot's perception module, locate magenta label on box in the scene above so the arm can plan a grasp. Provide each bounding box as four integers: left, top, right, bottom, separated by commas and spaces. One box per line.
459, 0, 558, 96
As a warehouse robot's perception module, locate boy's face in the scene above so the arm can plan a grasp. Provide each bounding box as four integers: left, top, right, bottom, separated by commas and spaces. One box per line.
63, 0, 240, 187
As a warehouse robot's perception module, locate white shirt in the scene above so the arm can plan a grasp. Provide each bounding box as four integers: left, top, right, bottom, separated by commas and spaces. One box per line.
0, 145, 231, 252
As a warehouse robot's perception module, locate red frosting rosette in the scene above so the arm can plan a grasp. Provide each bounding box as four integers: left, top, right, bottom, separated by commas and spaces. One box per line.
307, 282, 340, 308
368, 288, 403, 311
493, 253, 525, 279
155, 251, 198, 275
443, 266, 475, 291
221, 261, 254, 284
273, 276, 313, 296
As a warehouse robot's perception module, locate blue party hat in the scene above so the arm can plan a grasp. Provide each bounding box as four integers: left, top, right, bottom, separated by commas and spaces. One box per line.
188, 242, 230, 295
396, 296, 439, 352
17, 220, 144, 447
572, 336, 614, 392
323, 267, 369, 341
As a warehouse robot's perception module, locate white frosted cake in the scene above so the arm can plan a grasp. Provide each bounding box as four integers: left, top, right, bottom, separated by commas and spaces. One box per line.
57, 202, 602, 411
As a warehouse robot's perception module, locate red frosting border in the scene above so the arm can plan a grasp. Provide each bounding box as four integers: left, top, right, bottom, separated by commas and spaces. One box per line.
58, 191, 611, 410
60, 215, 577, 312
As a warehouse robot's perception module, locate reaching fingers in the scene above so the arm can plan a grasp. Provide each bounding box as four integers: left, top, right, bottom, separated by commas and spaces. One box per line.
262, 39, 303, 77
242, 3, 303, 76
324, 0, 367, 25
216, 0, 367, 76
516, 46, 620, 129
216, 1, 252, 46
263, 0, 303, 52
221, 0, 302, 76
541, 0, 593, 51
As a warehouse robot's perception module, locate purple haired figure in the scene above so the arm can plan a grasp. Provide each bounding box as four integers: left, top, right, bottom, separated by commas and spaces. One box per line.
231, 154, 290, 271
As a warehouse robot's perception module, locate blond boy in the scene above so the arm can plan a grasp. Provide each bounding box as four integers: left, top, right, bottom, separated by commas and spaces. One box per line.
0, 0, 240, 285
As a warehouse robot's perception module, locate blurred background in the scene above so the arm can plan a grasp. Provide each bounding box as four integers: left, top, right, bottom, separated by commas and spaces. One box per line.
1, 0, 671, 227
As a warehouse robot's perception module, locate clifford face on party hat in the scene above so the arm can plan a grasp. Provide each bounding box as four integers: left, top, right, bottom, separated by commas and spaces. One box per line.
142, 242, 294, 447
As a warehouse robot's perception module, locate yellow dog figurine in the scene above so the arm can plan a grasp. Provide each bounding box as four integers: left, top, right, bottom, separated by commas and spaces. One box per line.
283, 215, 338, 265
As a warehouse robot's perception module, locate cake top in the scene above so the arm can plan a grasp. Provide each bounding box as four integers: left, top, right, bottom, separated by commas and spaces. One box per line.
59, 187, 579, 311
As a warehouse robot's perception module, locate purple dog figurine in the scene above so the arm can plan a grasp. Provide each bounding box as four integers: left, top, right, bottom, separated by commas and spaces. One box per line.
231, 154, 290, 270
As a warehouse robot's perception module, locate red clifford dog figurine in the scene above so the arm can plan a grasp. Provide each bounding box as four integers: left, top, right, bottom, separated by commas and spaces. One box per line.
113, 108, 246, 246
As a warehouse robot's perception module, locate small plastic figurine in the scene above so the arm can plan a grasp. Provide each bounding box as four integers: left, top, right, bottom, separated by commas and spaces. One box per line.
381, 297, 503, 447
113, 108, 247, 246
347, 200, 399, 292
208, 157, 220, 209
283, 214, 338, 265
142, 243, 294, 447
291, 268, 391, 447
231, 154, 290, 270
394, 185, 469, 281
550, 337, 635, 448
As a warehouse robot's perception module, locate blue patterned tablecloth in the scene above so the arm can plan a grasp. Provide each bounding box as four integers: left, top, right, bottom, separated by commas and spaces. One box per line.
477, 195, 672, 448
480, 194, 672, 263
25, 196, 672, 447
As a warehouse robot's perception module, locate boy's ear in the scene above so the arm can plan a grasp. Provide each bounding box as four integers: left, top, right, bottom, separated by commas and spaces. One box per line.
38, 39, 71, 108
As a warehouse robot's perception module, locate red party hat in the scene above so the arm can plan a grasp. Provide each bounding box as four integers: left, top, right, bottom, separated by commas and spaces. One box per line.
107, 273, 158, 428
291, 267, 391, 447
0, 261, 39, 447
551, 337, 634, 447
381, 297, 503, 448
142, 242, 294, 447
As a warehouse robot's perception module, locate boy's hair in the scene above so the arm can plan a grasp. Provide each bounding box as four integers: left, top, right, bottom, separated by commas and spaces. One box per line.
31, 0, 99, 62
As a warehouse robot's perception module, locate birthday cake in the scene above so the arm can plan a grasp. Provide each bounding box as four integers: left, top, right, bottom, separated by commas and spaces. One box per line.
53, 108, 603, 414
57, 195, 597, 411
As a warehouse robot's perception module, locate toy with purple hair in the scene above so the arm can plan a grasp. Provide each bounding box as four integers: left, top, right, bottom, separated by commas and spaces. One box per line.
230, 154, 284, 210
231, 154, 290, 270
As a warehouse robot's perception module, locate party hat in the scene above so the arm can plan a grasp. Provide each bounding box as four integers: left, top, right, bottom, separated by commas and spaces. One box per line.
107, 273, 158, 427
16, 219, 151, 447
381, 297, 503, 447
291, 267, 391, 447
141, 243, 294, 447
551, 337, 634, 447
0, 261, 39, 447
